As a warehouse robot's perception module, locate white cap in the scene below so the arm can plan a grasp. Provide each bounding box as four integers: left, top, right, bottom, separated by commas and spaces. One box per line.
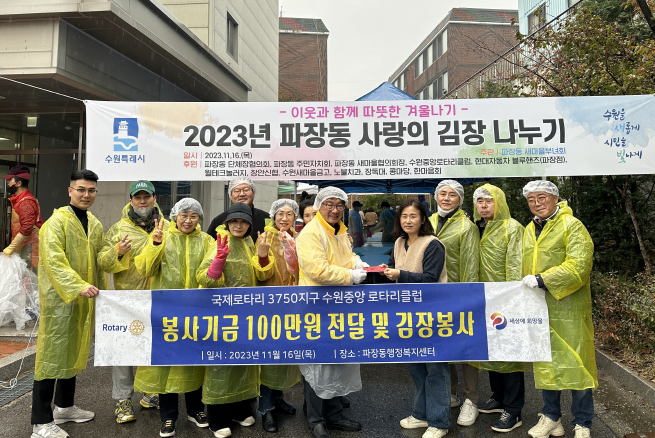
170, 197, 203, 221
522, 180, 559, 198
270, 199, 299, 219
313, 187, 348, 210
435, 179, 465, 206
228, 177, 256, 195
473, 187, 493, 202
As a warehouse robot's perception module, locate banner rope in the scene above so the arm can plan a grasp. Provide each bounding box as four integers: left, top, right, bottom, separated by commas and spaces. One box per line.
0, 75, 85, 102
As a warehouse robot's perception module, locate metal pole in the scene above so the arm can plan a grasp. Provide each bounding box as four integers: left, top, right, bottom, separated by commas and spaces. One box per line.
77, 111, 84, 171
0, 179, 7, 249
294, 181, 298, 202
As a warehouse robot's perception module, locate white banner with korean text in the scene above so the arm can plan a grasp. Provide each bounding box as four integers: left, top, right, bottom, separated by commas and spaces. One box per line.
85, 95, 655, 181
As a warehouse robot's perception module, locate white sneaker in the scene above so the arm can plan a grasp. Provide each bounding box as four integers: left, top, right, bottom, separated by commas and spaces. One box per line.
32, 422, 69, 438
233, 416, 255, 427
574, 424, 591, 438
423, 427, 448, 438
53, 405, 95, 424
400, 415, 428, 429
211, 428, 232, 438
456, 399, 479, 426
528, 413, 565, 437
450, 395, 461, 408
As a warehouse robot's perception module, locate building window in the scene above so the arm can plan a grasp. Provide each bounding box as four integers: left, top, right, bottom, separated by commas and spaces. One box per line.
227, 13, 238, 59
423, 87, 432, 100
435, 72, 448, 98
427, 43, 434, 66
415, 56, 422, 78
528, 4, 546, 34
437, 29, 447, 58
400, 72, 407, 90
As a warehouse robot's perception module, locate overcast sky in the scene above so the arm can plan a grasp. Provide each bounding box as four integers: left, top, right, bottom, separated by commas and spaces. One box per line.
279, 0, 519, 101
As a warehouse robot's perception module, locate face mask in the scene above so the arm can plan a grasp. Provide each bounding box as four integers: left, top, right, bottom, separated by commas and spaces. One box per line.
7, 184, 18, 195
134, 206, 154, 218
437, 206, 455, 217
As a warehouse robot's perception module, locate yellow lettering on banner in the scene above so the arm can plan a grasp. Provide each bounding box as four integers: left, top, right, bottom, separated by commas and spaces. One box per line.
396, 312, 413, 338
162, 317, 178, 342
181, 316, 199, 341
416, 312, 434, 338
457, 311, 474, 336
328, 313, 345, 339
285, 314, 301, 340
258, 315, 268, 340
372, 313, 389, 339
272, 315, 282, 340
304, 313, 321, 340
222, 315, 238, 342
437, 312, 453, 337
348, 313, 365, 340
202, 316, 218, 341
246, 316, 254, 340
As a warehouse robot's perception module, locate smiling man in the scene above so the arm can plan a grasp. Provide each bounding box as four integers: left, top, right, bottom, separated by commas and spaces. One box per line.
207, 177, 269, 243
31, 170, 106, 438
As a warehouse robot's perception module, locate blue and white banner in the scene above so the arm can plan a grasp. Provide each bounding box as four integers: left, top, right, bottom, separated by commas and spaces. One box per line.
94, 282, 551, 366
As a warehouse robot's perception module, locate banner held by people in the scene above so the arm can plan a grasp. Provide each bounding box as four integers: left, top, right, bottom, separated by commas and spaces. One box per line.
94, 281, 551, 366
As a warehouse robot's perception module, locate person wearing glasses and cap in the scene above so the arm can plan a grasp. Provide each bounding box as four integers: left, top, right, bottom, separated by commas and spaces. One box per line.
30, 169, 107, 438
2, 165, 43, 272
206, 177, 270, 243
97, 180, 165, 424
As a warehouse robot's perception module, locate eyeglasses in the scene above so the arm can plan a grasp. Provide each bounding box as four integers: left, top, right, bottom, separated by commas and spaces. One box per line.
527, 195, 549, 206
177, 214, 200, 222
232, 187, 252, 195
322, 202, 345, 211
70, 187, 98, 195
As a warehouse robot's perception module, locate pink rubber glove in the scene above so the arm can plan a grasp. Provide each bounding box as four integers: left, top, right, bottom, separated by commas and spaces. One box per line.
207, 235, 229, 280
280, 231, 299, 276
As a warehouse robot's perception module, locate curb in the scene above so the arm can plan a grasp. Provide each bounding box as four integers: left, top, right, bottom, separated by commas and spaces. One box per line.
0, 345, 36, 382
596, 348, 655, 407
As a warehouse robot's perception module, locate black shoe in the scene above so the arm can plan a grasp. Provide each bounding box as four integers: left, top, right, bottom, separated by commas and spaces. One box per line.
187, 411, 209, 428
275, 398, 297, 415
491, 411, 522, 432
160, 419, 176, 437
340, 396, 351, 409
312, 423, 330, 438
478, 397, 504, 414
326, 415, 361, 431
262, 411, 278, 433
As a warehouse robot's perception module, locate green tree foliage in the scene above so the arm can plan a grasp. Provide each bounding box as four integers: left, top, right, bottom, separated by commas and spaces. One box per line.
360, 194, 409, 216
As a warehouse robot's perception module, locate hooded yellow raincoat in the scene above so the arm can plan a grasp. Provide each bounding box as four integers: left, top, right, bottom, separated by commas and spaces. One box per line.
428, 209, 480, 283
133, 222, 214, 394
473, 184, 529, 373
196, 225, 276, 404
97, 203, 168, 290
35, 206, 106, 380
523, 201, 597, 390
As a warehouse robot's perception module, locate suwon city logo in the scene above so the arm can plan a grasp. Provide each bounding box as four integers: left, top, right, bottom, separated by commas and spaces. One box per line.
490, 312, 507, 330
113, 118, 139, 151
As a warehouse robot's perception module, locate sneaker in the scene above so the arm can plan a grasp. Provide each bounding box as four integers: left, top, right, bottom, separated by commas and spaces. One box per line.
400, 415, 428, 429
233, 416, 255, 427
141, 393, 160, 409
32, 422, 69, 438
491, 411, 523, 432
450, 395, 461, 408
211, 428, 232, 438
115, 399, 136, 423
188, 412, 209, 428
478, 397, 504, 414
423, 427, 448, 438
574, 424, 591, 438
53, 405, 95, 424
456, 399, 479, 426
528, 413, 565, 438
160, 419, 176, 437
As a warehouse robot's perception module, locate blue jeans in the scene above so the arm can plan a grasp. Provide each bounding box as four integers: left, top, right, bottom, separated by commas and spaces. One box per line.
542, 389, 594, 428
258, 384, 283, 415
408, 363, 451, 429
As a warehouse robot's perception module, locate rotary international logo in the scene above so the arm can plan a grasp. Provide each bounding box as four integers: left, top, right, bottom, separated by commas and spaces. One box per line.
129, 320, 145, 336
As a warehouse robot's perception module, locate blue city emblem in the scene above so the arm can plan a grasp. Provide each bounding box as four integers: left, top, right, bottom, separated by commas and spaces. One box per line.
113, 118, 139, 151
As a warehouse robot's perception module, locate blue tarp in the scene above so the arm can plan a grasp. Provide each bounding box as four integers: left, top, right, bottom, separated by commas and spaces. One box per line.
356, 81, 417, 101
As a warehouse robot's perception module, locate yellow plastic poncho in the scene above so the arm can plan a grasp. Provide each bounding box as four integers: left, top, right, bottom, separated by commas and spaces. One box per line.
522, 201, 597, 390
258, 225, 302, 391
133, 222, 214, 394
473, 184, 529, 373
196, 225, 276, 404
35, 206, 106, 380
428, 209, 480, 283
97, 203, 168, 290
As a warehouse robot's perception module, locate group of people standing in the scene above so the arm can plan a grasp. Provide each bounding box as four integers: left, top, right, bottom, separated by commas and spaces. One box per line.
2, 163, 596, 438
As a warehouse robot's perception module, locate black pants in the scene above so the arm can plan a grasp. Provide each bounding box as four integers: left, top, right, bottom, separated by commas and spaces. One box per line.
303, 377, 343, 429
207, 399, 251, 431
489, 371, 525, 416
159, 387, 204, 422
31, 377, 76, 425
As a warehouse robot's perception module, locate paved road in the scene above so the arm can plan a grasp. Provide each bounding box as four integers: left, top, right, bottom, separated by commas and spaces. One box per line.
2, 362, 655, 437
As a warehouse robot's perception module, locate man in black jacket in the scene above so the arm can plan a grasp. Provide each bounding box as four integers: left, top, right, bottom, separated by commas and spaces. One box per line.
206, 177, 269, 242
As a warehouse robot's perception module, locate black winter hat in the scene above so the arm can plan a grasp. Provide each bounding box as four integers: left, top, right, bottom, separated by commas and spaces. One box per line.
224, 202, 253, 225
